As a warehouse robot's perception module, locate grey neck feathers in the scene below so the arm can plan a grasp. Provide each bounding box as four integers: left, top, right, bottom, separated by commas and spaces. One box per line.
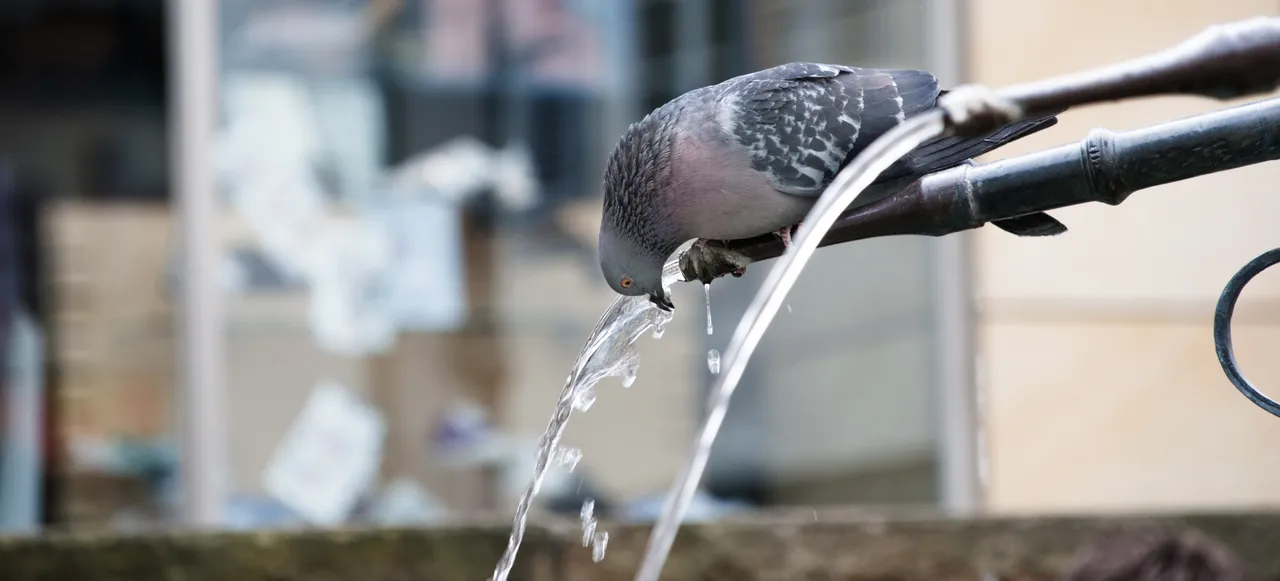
602, 108, 682, 259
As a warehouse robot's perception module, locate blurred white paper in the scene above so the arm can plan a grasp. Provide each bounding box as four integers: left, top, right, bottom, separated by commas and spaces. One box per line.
303, 216, 397, 354
263, 381, 386, 526
377, 197, 466, 332
384, 137, 538, 212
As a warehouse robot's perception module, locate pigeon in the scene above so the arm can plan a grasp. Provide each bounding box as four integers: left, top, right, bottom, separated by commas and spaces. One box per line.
598, 62, 1067, 310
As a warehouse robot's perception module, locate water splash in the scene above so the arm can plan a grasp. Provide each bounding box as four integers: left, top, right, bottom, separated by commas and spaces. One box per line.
580, 499, 596, 546
592, 532, 610, 562
706, 349, 720, 375
703, 283, 713, 335
489, 262, 680, 581
553, 446, 583, 471
580, 499, 610, 562
633, 112, 948, 581
621, 351, 640, 388
572, 389, 597, 412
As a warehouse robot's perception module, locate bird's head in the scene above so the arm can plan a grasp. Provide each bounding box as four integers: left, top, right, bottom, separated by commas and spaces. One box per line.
598, 225, 673, 310
598, 116, 680, 311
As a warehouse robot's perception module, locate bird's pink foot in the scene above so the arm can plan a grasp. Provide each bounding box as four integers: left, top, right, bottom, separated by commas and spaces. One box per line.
774, 223, 801, 249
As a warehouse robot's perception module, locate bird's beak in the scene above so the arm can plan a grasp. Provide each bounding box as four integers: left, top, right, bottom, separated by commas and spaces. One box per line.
649, 290, 675, 312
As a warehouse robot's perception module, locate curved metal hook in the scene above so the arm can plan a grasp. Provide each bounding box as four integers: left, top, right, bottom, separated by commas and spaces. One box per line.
1214, 247, 1280, 418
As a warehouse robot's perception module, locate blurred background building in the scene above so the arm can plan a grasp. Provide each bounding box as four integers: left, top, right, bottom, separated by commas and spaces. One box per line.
0, 0, 1276, 534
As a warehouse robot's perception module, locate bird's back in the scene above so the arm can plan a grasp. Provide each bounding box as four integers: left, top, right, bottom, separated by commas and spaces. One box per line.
709, 62, 1059, 198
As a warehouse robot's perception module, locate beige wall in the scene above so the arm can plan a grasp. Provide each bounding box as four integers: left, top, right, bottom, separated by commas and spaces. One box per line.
967, 0, 1280, 512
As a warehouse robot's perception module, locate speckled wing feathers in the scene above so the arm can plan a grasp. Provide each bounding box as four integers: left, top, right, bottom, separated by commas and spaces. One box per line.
846, 69, 942, 181
719, 63, 941, 196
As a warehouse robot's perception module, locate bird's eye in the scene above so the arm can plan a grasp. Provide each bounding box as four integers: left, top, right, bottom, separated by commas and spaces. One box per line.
620, 277, 634, 289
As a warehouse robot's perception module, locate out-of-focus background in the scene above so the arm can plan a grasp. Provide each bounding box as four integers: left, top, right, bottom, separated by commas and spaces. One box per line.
0, 0, 1277, 535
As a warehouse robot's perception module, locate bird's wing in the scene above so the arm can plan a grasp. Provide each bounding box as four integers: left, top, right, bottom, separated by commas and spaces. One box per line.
717, 63, 1070, 238
717, 63, 940, 197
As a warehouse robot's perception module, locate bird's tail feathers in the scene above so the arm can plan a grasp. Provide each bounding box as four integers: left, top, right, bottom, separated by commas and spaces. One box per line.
905, 102, 1065, 176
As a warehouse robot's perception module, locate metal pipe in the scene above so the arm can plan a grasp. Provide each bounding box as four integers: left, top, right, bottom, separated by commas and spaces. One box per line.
170, 0, 226, 527
681, 96, 1280, 283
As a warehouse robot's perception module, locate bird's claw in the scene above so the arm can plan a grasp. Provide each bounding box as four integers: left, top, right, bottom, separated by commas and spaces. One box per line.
773, 223, 800, 249
682, 238, 754, 283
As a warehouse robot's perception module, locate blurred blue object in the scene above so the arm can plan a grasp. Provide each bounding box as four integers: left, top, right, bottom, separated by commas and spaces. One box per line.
221, 495, 307, 531
0, 308, 43, 533
432, 400, 503, 465
617, 489, 753, 524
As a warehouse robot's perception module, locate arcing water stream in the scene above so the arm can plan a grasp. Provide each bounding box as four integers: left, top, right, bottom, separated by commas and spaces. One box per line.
491, 111, 948, 581
488, 263, 680, 581
632, 112, 948, 581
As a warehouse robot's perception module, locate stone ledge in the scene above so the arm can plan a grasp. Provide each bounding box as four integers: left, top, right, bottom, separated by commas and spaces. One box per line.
558, 509, 1280, 581
2, 510, 1279, 580
0, 525, 558, 581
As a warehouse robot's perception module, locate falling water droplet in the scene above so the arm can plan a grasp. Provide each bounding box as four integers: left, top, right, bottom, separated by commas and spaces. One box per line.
580, 499, 597, 546
786, 303, 792, 313
592, 532, 609, 562
554, 446, 583, 471
704, 284, 713, 335
619, 349, 640, 388
652, 321, 666, 339
572, 388, 597, 412
707, 349, 720, 375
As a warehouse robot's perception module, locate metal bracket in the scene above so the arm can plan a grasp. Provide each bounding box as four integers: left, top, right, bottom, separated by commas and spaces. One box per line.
1214, 248, 1280, 417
